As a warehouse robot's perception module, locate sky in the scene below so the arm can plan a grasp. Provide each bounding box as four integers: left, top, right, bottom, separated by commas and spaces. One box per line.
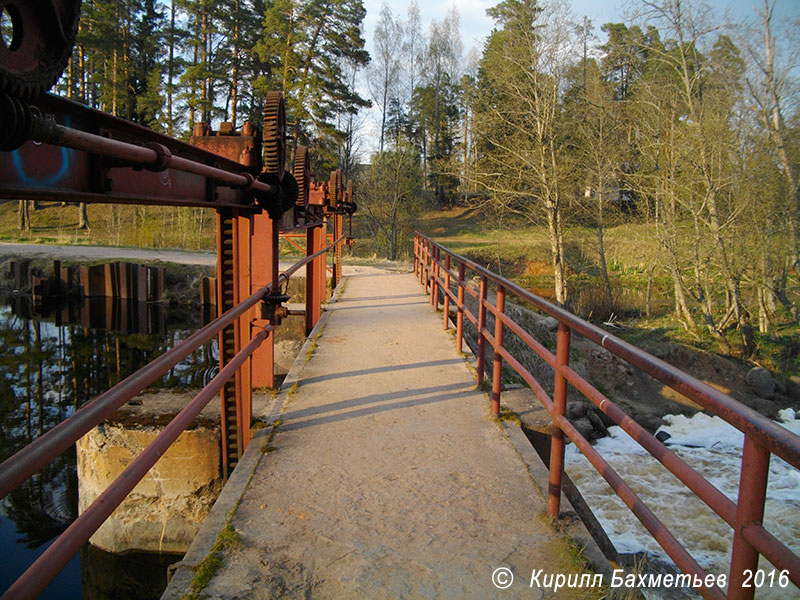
355, 0, 799, 156
361, 0, 797, 59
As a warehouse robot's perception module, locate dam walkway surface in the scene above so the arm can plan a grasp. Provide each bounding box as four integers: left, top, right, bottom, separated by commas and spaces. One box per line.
164, 269, 593, 600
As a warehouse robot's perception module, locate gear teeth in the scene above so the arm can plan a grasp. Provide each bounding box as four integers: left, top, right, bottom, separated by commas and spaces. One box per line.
328, 169, 342, 208
293, 146, 310, 209
263, 91, 286, 179
0, 1, 82, 98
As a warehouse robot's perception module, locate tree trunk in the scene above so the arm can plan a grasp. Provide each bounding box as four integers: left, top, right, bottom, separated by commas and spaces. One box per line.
231, 0, 240, 128
596, 190, 613, 311
167, 0, 175, 135
546, 199, 567, 306
17, 200, 30, 231
77, 203, 89, 229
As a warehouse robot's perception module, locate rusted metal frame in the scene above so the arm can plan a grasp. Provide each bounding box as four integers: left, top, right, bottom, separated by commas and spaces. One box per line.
456, 262, 466, 354
332, 213, 343, 288
305, 225, 325, 334
251, 213, 278, 389
279, 233, 335, 276
560, 363, 737, 526
282, 234, 308, 254
741, 524, 800, 588
547, 323, 571, 518
0, 279, 273, 500
495, 310, 556, 368
491, 285, 506, 415
492, 344, 554, 413
555, 413, 727, 600
277, 218, 326, 233
1, 327, 271, 600
26, 117, 274, 196
216, 209, 243, 475
0, 187, 259, 210
277, 235, 344, 283
728, 437, 771, 600
476, 276, 488, 386
33, 93, 250, 171
415, 234, 800, 469
235, 212, 253, 456
317, 224, 328, 312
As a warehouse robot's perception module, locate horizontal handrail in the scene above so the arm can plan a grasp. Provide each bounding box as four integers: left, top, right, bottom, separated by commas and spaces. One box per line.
415, 232, 800, 599
420, 234, 800, 468
29, 115, 277, 198
1, 327, 272, 600
0, 235, 344, 500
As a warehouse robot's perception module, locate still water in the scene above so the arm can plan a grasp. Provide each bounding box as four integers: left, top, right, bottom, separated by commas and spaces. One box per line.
0, 296, 214, 599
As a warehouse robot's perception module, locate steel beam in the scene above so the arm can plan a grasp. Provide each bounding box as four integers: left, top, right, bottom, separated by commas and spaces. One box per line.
251, 212, 278, 389
305, 225, 324, 334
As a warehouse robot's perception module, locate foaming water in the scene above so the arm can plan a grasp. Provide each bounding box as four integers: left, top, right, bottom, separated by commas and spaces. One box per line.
565, 409, 800, 599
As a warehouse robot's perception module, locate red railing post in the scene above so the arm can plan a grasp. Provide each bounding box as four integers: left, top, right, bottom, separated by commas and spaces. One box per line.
456, 262, 465, 353
331, 213, 343, 289
728, 436, 771, 600
547, 322, 571, 517
432, 246, 440, 309
423, 239, 430, 292
443, 254, 451, 330
414, 234, 419, 277
476, 275, 488, 386
418, 236, 424, 285
491, 284, 505, 416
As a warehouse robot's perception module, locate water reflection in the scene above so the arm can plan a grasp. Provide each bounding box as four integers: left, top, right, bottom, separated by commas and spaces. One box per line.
0, 295, 209, 598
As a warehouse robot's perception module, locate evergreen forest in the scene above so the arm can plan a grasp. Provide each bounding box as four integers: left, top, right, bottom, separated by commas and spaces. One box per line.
5, 0, 800, 358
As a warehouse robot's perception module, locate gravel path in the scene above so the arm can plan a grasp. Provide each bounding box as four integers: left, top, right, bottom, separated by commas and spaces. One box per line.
164, 270, 593, 599
0, 242, 393, 276
0, 241, 217, 265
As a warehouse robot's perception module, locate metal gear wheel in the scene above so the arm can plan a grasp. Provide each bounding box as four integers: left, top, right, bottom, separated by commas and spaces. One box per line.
328, 169, 342, 209
0, 0, 82, 98
262, 90, 286, 180
293, 145, 310, 210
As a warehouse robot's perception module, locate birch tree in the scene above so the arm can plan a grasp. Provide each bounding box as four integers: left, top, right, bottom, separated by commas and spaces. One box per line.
474, 0, 575, 306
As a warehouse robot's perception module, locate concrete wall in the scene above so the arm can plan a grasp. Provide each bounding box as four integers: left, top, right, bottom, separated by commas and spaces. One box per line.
76, 394, 222, 554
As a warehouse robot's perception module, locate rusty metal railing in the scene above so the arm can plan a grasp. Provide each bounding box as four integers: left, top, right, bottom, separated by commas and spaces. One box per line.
414, 232, 800, 600
0, 237, 344, 600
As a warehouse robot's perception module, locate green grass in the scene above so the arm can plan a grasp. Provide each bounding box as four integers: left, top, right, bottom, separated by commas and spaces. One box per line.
1, 200, 216, 250
183, 524, 240, 599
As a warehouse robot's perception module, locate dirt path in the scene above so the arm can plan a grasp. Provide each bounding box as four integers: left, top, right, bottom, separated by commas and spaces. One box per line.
163, 270, 597, 599
0, 241, 217, 266
0, 242, 395, 278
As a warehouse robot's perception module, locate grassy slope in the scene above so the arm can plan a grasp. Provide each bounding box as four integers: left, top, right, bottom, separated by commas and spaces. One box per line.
2, 200, 797, 376
413, 207, 799, 379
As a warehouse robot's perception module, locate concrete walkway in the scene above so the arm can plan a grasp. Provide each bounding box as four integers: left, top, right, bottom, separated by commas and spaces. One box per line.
164, 270, 596, 599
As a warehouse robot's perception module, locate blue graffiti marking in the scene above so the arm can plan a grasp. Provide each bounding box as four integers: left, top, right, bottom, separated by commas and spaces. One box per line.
12, 146, 70, 186
11, 115, 72, 186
